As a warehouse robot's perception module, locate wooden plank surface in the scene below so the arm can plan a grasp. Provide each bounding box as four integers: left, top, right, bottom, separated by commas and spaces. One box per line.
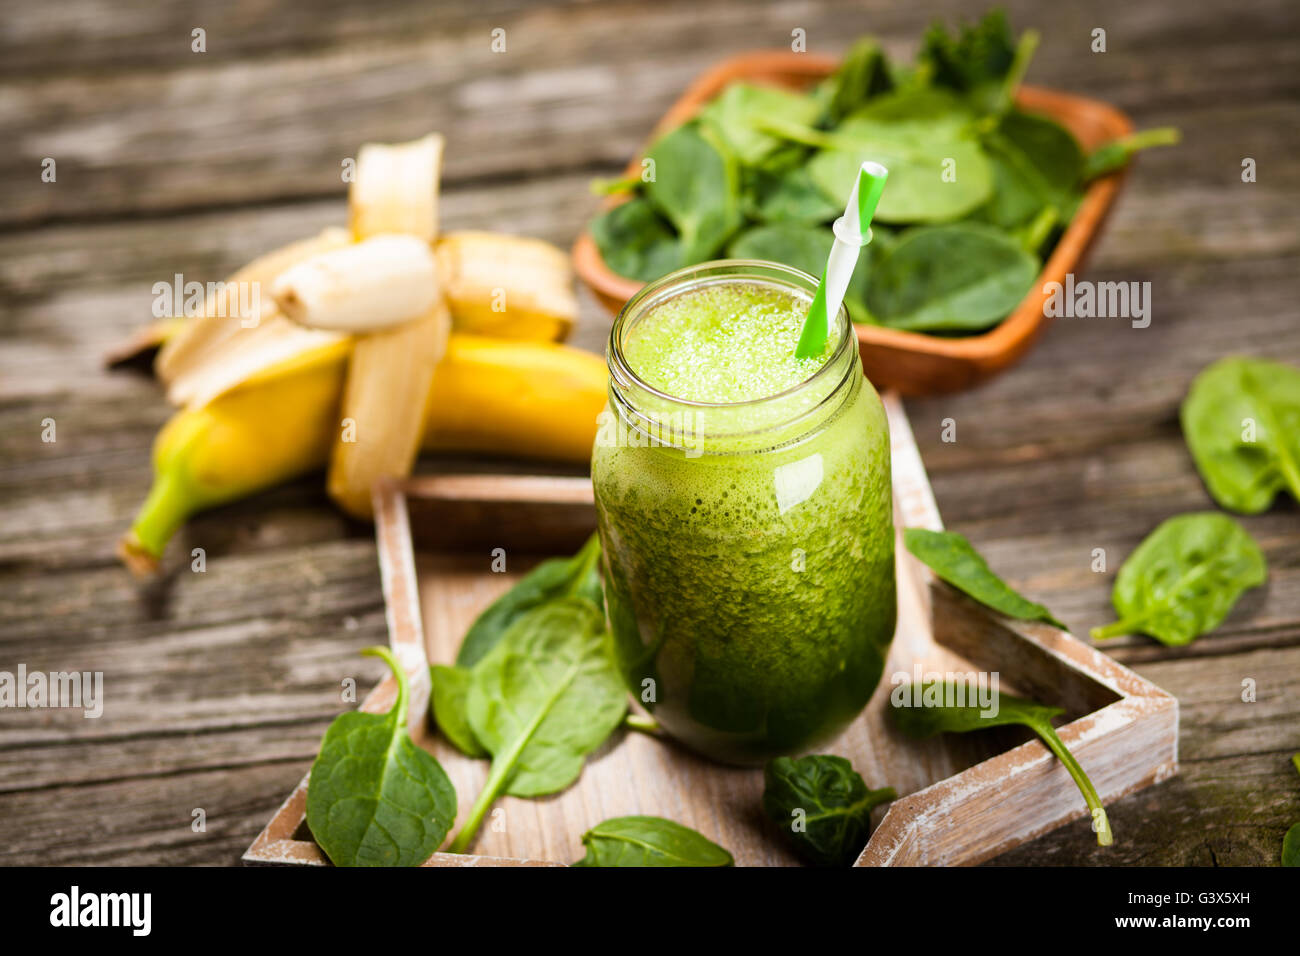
2, 0, 1298, 866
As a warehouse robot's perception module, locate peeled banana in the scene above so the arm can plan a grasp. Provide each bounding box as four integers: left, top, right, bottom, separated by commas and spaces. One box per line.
155, 227, 351, 386
273, 235, 441, 333
118, 334, 607, 574
153, 227, 577, 409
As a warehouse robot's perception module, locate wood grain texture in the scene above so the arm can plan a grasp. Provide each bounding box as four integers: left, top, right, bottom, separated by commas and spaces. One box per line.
2, 0, 1298, 866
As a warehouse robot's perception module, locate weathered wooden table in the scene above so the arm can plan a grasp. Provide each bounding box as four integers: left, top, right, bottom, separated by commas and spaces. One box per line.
2, 0, 1296, 866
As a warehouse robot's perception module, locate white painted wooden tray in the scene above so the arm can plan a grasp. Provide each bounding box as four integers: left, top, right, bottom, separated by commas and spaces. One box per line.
245, 394, 1178, 867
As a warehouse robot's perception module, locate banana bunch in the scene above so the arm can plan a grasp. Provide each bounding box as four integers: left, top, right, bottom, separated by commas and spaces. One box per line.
117, 133, 604, 575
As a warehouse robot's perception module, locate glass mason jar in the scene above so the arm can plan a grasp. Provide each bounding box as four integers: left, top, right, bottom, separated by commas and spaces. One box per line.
591, 261, 896, 765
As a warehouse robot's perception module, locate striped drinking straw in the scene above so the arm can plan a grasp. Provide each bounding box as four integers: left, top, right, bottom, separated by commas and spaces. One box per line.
794, 161, 889, 359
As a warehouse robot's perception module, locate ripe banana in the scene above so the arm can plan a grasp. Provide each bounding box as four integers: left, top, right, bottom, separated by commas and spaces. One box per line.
435, 231, 578, 341
153, 228, 576, 407
272, 234, 440, 332
155, 227, 351, 385
118, 335, 607, 575
422, 334, 607, 461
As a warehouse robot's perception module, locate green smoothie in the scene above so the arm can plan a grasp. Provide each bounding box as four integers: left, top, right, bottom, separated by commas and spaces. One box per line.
592, 265, 895, 765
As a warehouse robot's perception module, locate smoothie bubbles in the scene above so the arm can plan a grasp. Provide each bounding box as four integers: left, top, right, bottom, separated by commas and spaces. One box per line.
591, 164, 895, 764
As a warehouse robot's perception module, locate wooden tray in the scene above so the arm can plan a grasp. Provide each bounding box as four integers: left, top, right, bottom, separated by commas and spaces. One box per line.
245, 394, 1177, 866
571, 51, 1134, 395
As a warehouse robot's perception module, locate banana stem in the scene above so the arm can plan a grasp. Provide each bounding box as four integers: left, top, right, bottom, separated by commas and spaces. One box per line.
124, 470, 191, 565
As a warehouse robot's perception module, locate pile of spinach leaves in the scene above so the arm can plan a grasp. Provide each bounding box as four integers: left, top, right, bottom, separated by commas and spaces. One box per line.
588, 10, 1177, 335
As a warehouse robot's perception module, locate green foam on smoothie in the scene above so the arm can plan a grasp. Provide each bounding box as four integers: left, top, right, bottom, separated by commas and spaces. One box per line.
624, 281, 838, 404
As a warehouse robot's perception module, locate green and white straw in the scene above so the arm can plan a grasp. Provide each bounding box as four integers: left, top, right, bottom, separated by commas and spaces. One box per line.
794, 161, 889, 359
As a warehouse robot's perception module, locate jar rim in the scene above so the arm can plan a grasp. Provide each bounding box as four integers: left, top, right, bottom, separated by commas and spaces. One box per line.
607, 259, 855, 412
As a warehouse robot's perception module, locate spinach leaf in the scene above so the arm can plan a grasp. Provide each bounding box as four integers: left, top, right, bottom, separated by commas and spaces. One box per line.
821, 36, 893, 124
1284, 754, 1300, 867
1083, 127, 1180, 181
457, 532, 603, 668
841, 87, 979, 143
1180, 356, 1300, 513
429, 664, 485, 758
306, 646, 457, 866
762, 755, 895, 866
998, 111, 1084, 196
892, 681, 1113, 846
728, 222, 829, 275
917, 10, 1021, 114
698, 82, 823, 167
756, 141, 810, 176
571, 816, 733, 867
904, 528, 1065, 628
588, 197, 682, 283
977, 111, 1083, 228
1091, 513, 1267, 645
807, 133, 993, 224
977, 135, 1053, 228
866, 223, 1038, 332
727, 222, 874, 322
760, 95, 993, 224
643, 123, 743, 263
447, 598, 628, 852
744, 164, 840, 225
